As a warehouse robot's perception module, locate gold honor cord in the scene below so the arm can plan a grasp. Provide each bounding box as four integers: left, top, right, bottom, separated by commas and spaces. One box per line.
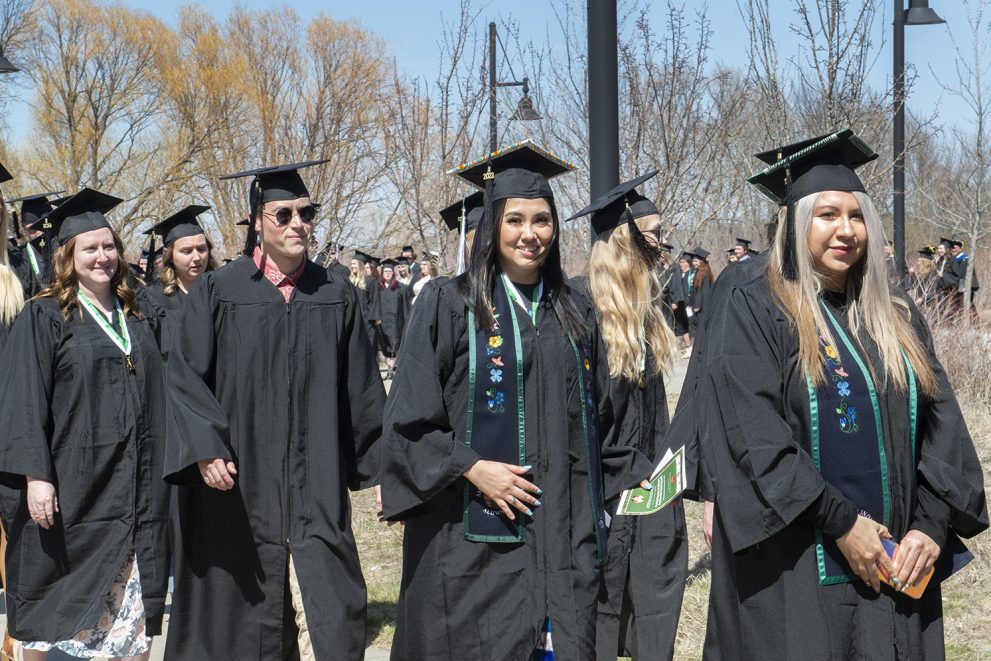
76, 288, 135, 373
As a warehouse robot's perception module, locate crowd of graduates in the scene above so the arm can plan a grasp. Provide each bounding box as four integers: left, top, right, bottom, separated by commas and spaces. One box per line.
0, 129, 985, 661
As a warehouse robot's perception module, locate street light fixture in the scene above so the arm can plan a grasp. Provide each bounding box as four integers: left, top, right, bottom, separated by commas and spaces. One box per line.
892, 0, 945, 275
488, 22, 542, 151
0, 47, 18, 74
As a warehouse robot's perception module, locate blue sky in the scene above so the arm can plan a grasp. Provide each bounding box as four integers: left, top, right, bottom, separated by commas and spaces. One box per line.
2, 0, 976, 143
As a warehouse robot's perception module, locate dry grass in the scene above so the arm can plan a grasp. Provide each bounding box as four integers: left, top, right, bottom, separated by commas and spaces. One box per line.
353, 321, 991, 658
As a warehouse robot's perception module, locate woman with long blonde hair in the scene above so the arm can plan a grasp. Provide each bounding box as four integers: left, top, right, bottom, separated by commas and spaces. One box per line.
700, 130, 987, 660
568, 172, 684, 660
142, 205, 217, 360
0, 189, 170, 661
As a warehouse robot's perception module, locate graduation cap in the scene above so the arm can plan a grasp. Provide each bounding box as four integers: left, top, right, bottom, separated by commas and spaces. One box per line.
145, 205, 210, 247
353, 250, 373, 264
9, 191, 65, 226
726, 248, 737, 256
440, 192, 485, 233
0, 160, 12, 184
43, 188, 122, 244
690, 247, 710, 261
680, 251, 696, 261
566, 170, 660, 234
940, 237, 963, 249
449, 139, 575, 196
393, 255, 409, 265
220, 160, 327, 254
380, 258, 398, 269
917, 246, 936, 259
748, 129, 877, 279
401, 245, 415, 253
734, 237, 752, 250
660, 243, 674, 254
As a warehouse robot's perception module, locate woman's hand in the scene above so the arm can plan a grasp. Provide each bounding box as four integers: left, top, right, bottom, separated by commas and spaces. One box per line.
702, 500, 715, 550
835, 515, 894, 592
26, 476, 58, 529
463, 460, 541, 521
892, 529, 940, 591
197, 458, 237, 491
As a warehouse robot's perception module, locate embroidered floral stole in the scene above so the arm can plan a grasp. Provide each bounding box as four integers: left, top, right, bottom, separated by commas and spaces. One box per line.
807, 302, 917, 584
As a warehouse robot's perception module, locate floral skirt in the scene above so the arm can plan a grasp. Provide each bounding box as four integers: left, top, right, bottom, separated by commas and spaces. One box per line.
23, 552, 149, 658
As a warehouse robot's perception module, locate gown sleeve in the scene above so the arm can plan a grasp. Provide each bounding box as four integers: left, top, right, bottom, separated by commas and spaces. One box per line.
164, 275, 233, 485
0, 302, 60, 484
908, 303, 988, 541
341, 285, 387, 491
591, 310, 654, 499
380, 283, 481, 521
700, 284, 845, 553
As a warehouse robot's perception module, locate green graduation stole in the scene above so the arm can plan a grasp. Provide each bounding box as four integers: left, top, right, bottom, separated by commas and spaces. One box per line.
463, 276, 608, 560
806, 303, 917, 584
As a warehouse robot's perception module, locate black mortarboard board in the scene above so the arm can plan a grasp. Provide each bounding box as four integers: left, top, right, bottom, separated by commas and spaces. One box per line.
370, 256, 381, 267
222, 161, 327, 255
917, 246, 936, 258
380, 258, 397, 269
680, 251, 695, 261
43, 188, 122, 243
726, 248, 736, 256
220, 160, 328, 203
734, 237, 752, 249
393, 255, 409, 265
690, 247, 710, 261
940, 237, 963, 249
748, 129, 878, 205
660, 243, 674, 253
353, 250, 373, 264
236, 218, 250, 226
449, 139, 575, 201
0, 160, 11, 184
440, 192, 485, 233
145, 204, 210, 246
9, 191, 66, 225
401, 245, 414, 253
565, 170, 660, 233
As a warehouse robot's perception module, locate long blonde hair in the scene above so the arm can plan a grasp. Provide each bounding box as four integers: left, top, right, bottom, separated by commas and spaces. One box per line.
158, 236, 218, 296
0, 192, 26, 325
37, 234, 141, 321
349, 260, 366, 290
588, 221, 676, 382
767, 191, 937, 396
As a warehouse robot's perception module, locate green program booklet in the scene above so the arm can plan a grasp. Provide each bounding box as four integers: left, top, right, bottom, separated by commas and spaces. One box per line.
616, 445, 685, 516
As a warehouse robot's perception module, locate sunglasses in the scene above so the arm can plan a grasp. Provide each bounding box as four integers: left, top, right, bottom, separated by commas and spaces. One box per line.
262, 205, 317, 226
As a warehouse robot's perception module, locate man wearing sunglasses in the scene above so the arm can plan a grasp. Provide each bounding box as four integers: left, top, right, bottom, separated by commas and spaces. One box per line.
163, 160, 386, 661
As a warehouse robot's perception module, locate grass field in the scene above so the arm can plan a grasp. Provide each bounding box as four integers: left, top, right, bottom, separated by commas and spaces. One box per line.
354, 386, 991, 659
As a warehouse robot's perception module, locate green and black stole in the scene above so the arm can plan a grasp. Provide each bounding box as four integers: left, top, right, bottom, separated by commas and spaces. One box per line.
806, 301, 917, 584
463, 273, 608, 558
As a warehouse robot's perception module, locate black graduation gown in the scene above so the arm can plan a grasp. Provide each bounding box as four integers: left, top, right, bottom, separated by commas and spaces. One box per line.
26, 238, 55, 289
356, 276, 380, 350
698, 273, 988, 660
380, 278, 652, 661
375, 283, 410, 357
0, 296, 170, 642
327, 261, 350, 280
142, 283, 185, 360
0, 248, 38, 351
566, 275, 687, 661
163, 256, 386, 661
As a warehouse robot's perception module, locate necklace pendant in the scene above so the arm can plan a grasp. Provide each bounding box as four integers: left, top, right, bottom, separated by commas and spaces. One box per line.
39, 239, 46, 247
126, 355, 135, 374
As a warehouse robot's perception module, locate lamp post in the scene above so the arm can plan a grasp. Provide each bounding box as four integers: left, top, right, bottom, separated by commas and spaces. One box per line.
893, 0, 944, 274
0, 47, 18, 74
488, 22, 542, 152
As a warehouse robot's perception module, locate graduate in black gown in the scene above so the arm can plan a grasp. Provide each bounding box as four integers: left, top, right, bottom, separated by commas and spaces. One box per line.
380, 142, 653, 660
0, 170, 32, 351
8, 191, 65, 296
566, 171, 687, 661
700, 130, 988, 660
142, 205, 217, 360
323, 243, 351, 279
163, 161, 386, 660
687, 247, 714, 337
0, 188, 170, 659
375, 259, 410, 375
350, 249, 381, 350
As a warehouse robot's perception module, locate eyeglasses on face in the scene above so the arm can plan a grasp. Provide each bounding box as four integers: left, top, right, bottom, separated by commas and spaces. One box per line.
262, 205, 317, 226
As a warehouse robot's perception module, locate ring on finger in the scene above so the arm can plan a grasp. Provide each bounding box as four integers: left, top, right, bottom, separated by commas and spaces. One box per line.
508, 496, 516, 504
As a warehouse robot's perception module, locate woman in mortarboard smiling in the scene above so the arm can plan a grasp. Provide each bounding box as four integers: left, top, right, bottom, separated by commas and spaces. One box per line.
699, 130, 987, 659
0, 188, 170, 660
567, 171, 687, 661
379, 141, 653, 660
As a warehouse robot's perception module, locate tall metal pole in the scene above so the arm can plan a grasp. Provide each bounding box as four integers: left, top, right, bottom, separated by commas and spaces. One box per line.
893, 0, 907, 275
489, 22, 498, 152
588, 0, 620, 202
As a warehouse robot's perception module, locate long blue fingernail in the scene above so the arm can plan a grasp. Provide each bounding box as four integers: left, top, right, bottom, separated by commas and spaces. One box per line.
523, 465, 533, 471
534, 500, 542, 507
524, 507, 533, 516
643, 483, 653, 491
536, 488, 544, 495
